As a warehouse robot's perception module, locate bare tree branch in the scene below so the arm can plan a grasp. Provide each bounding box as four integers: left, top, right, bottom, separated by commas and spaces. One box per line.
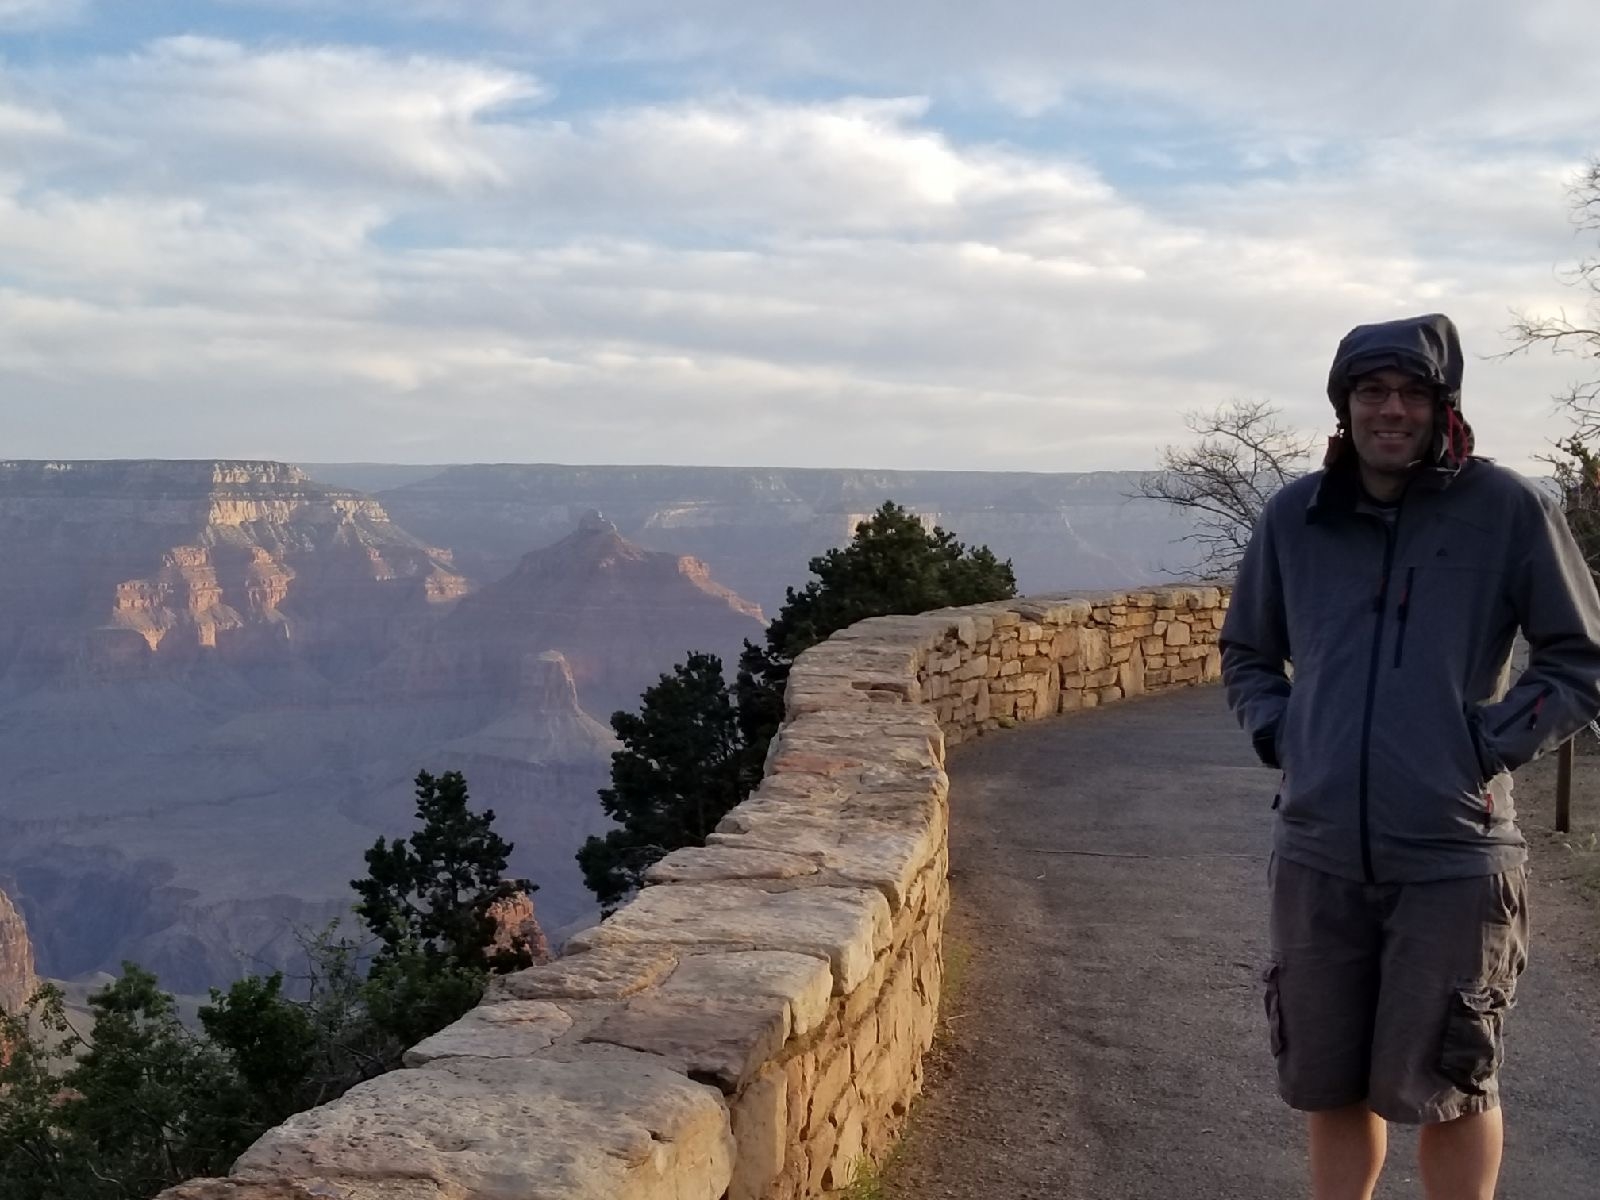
1129, 398, 1315, 580
1499, 157, 1600, 442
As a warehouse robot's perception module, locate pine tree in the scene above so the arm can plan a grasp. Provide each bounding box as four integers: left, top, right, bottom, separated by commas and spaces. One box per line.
737, 500, 1016, 767
577, 652, 745, 912
582, 502, 1015, 910
0, 771, 535, 1199
353, 769, 536, 1047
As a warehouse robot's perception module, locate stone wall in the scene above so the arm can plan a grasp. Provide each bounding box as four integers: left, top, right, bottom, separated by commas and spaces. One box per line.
162, 586, 1228, 1200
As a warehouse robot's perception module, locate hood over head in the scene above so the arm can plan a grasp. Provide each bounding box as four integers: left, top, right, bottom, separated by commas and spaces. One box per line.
1326, 312, 1464, 410
1323, 312, 1474, 475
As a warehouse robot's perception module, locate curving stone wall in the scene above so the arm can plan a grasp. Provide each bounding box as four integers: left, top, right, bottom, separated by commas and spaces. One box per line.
162, 586, 1227, 1200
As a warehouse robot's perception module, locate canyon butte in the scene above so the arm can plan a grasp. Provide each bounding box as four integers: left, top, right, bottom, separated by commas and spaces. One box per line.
0, 459, 1194, 998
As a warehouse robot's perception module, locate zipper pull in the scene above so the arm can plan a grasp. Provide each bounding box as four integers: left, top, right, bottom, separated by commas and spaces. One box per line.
1527, 694, 1546, 731
1483, 788, 1494, 831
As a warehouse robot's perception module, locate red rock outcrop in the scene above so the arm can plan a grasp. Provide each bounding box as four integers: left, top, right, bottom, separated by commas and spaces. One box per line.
0, 459, 467, 687
0, 886, 38, 1015
486, 889, 552, 965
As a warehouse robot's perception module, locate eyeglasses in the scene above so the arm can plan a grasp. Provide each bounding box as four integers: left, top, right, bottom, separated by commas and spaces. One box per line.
1351, 382, 1436, 409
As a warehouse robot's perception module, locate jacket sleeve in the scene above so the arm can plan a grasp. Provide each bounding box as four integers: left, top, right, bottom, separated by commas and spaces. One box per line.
1219, 502, 1292, 768
1476, 489, 1600, 772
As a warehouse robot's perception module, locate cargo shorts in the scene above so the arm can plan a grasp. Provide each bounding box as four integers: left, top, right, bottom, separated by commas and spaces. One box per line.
1264, 854, 1529, 1125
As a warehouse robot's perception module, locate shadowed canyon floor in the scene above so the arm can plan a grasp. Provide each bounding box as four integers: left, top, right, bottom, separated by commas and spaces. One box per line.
886, 686, 1600, 1200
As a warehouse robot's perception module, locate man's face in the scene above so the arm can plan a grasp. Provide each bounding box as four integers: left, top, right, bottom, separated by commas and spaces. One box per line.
1348, 367, 1436, 482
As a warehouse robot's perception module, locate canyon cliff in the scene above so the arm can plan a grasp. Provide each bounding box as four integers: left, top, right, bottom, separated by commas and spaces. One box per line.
0, 459, 466, 692
366, 512, 764, 723
6, 458, 1195, 996
0, 463, 762, 993
0, 886, 37, 1015
354, 464, 1198, 614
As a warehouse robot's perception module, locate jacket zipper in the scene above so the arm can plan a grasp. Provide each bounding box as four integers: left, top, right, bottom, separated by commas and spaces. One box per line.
1489, 685, 1554, 737
1391, 566, 1415, 668
1357, 517, 1400, 884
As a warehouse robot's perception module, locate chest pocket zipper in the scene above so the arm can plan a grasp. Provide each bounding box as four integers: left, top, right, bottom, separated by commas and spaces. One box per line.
1392, 566, 1415, 668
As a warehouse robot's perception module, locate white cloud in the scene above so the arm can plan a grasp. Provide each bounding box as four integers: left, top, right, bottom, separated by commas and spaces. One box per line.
0, 0, 84, 28
248, 0, 1600, 140
71, 37, 546, 192
0, 32, 1594, 473
0, 100, 65, 140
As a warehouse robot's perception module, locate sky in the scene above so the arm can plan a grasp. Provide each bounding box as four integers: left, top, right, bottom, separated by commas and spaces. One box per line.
1, 1, 1598, 472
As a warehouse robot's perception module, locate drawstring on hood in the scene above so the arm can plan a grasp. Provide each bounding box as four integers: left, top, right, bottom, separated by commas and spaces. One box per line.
1323, 312, 1475, 477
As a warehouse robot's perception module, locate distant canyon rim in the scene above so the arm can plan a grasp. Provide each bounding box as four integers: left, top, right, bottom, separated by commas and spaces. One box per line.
0, 459, 1198, 1000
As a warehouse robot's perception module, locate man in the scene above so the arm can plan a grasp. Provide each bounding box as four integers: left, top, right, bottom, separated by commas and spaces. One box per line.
1219, 313, 1600, 1200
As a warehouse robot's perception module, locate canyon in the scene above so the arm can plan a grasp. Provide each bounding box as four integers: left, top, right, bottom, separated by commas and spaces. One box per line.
306, 463, 1201, 614
1, 459, 1196, 997
0, 462, 767, 994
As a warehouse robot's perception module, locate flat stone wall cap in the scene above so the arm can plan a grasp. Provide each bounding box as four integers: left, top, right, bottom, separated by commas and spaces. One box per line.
660, 950, 832, 1040
824, 613, 952, 639
403, 1000, 572, 1067
644, 846, 820, 885
584, 993, 787, 1093
233, 1053, 733, 1200
161, 1185, 365, 1200
763, 746, 868, 779
798, 641, 922, 665
773, 728, 941, 768
726, 783, 941, 825
782, 686, 910, 716
789, 668, 920, 697
1013, 601, 1085, 624
486, 945, 678, 1003
566, 883, 889, 995
709, 795, 942, 911
780, 710, 942, 739
775, 718, 946, 760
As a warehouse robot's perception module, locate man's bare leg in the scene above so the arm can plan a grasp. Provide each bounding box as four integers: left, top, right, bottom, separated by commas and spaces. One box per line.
1417, 1108, 1502, 1200
1309, 1103, 1387, 1200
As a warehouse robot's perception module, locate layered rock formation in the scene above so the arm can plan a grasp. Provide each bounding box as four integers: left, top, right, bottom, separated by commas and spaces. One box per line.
367, 512, 766, 723
0, 886, 37, 1014
350, 464, 1200, 614
0, 465, 769, 990
0, 459, 466, 689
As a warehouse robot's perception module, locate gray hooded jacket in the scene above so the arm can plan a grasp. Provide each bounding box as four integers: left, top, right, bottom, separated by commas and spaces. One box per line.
1220, 316, 1600, 883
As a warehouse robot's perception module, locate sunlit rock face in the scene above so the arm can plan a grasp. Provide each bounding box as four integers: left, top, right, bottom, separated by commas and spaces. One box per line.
487, 889, 553, 966
0, 886, 37, 1015
0, 459, 467, 691
0, 462, 474, 992
0, 466, 769, 992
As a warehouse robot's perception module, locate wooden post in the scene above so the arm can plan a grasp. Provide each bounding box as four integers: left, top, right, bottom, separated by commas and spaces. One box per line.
1557, 736, 1574, 834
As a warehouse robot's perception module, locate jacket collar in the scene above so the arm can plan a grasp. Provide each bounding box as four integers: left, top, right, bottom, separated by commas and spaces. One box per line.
1306, 454, 1471, 524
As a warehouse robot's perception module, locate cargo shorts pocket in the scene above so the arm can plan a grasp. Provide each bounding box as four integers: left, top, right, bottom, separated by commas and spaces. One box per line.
1438, 986, 1507, 1094
1263, 963, 1285, 1057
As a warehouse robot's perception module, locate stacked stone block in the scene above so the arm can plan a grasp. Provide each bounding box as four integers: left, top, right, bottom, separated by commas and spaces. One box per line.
160, 586, 1227, 1200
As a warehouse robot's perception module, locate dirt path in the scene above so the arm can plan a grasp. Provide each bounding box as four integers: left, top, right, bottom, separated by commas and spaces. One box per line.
883, 687, 1600, 1200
